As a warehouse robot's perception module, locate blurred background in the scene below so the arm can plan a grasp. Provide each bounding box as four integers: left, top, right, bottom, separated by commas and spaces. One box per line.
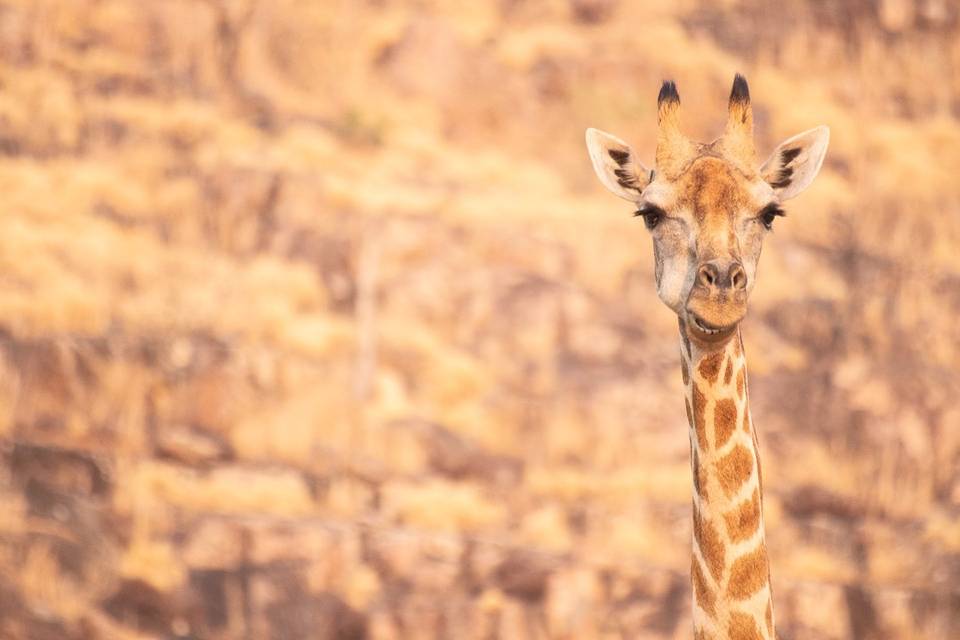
0, 0, 958, 638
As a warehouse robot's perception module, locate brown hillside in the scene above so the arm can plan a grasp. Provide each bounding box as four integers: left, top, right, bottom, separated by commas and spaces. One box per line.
0, 1, 959, 638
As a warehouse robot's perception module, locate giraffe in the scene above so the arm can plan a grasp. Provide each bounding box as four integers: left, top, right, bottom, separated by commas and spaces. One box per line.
584, 75, 829, 639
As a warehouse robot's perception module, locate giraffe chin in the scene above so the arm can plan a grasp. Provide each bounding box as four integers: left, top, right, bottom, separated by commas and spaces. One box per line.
685, 312, 738, 344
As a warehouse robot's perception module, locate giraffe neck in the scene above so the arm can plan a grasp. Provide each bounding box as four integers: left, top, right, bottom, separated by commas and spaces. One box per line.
679, 321, 775, 640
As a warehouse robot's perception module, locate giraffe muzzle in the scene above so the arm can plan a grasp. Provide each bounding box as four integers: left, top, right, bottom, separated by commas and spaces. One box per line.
685, 290, 747, 342
685, 257, 749, 342
686, 311, 739, 343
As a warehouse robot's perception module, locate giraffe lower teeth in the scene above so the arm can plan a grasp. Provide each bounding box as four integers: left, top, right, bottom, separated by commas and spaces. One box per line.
694, 317, 721, 334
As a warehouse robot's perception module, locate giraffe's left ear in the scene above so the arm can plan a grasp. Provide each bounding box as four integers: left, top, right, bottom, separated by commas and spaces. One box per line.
585, 128, 652, 202
760, 125, 830, 201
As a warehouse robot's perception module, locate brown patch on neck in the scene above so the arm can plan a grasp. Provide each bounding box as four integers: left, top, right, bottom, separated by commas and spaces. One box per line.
716, 444, 754, 497
736, 368, 745, 400
691, 555, 716, 617
693, 506, 726, 582
728, 612, 764, 640
692, 385, 708, 449
713, 398, 738, 448
698, 351, 723, 384
727, 545, 769, 600
724, 488, 761, 543
693, 447, 709, 501
724, 358, 733, 385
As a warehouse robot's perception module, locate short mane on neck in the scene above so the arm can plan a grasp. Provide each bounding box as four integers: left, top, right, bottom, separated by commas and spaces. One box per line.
679, 319, 775, 640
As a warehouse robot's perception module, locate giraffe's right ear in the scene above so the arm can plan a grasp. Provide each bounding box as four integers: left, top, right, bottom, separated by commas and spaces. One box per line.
585, 128, 652, 202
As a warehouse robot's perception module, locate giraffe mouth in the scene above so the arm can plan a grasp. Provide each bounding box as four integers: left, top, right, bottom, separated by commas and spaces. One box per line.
687, 313, 737, 341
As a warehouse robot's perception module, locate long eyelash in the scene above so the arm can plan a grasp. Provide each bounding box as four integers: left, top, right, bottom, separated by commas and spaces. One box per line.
760, 203, 785, 218
634, 204, 665, 217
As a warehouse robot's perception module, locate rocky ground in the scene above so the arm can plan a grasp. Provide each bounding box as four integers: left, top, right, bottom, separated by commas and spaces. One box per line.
0, 1, 959, 638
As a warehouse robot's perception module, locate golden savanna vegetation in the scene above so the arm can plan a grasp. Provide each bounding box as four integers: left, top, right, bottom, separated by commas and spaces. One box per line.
0, 0, 958, 638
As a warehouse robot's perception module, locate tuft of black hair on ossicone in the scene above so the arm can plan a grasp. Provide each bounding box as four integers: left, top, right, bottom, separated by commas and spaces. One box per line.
729, 73, 750, 105
658, 80, 680, 106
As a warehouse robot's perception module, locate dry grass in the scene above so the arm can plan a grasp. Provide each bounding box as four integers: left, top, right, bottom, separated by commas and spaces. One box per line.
0, 0, 957, 638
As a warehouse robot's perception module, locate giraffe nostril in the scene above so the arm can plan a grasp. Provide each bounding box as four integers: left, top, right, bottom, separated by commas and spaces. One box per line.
729, 263, 747, 290
697, 264, 718, 288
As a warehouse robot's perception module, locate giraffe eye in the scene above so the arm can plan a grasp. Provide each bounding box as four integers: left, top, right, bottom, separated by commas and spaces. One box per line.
634, 204, 665, 230
758, 203, 784, 230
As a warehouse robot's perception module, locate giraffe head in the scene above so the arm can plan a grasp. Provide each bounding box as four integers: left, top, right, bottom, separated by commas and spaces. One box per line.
586, 75, 829, 346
